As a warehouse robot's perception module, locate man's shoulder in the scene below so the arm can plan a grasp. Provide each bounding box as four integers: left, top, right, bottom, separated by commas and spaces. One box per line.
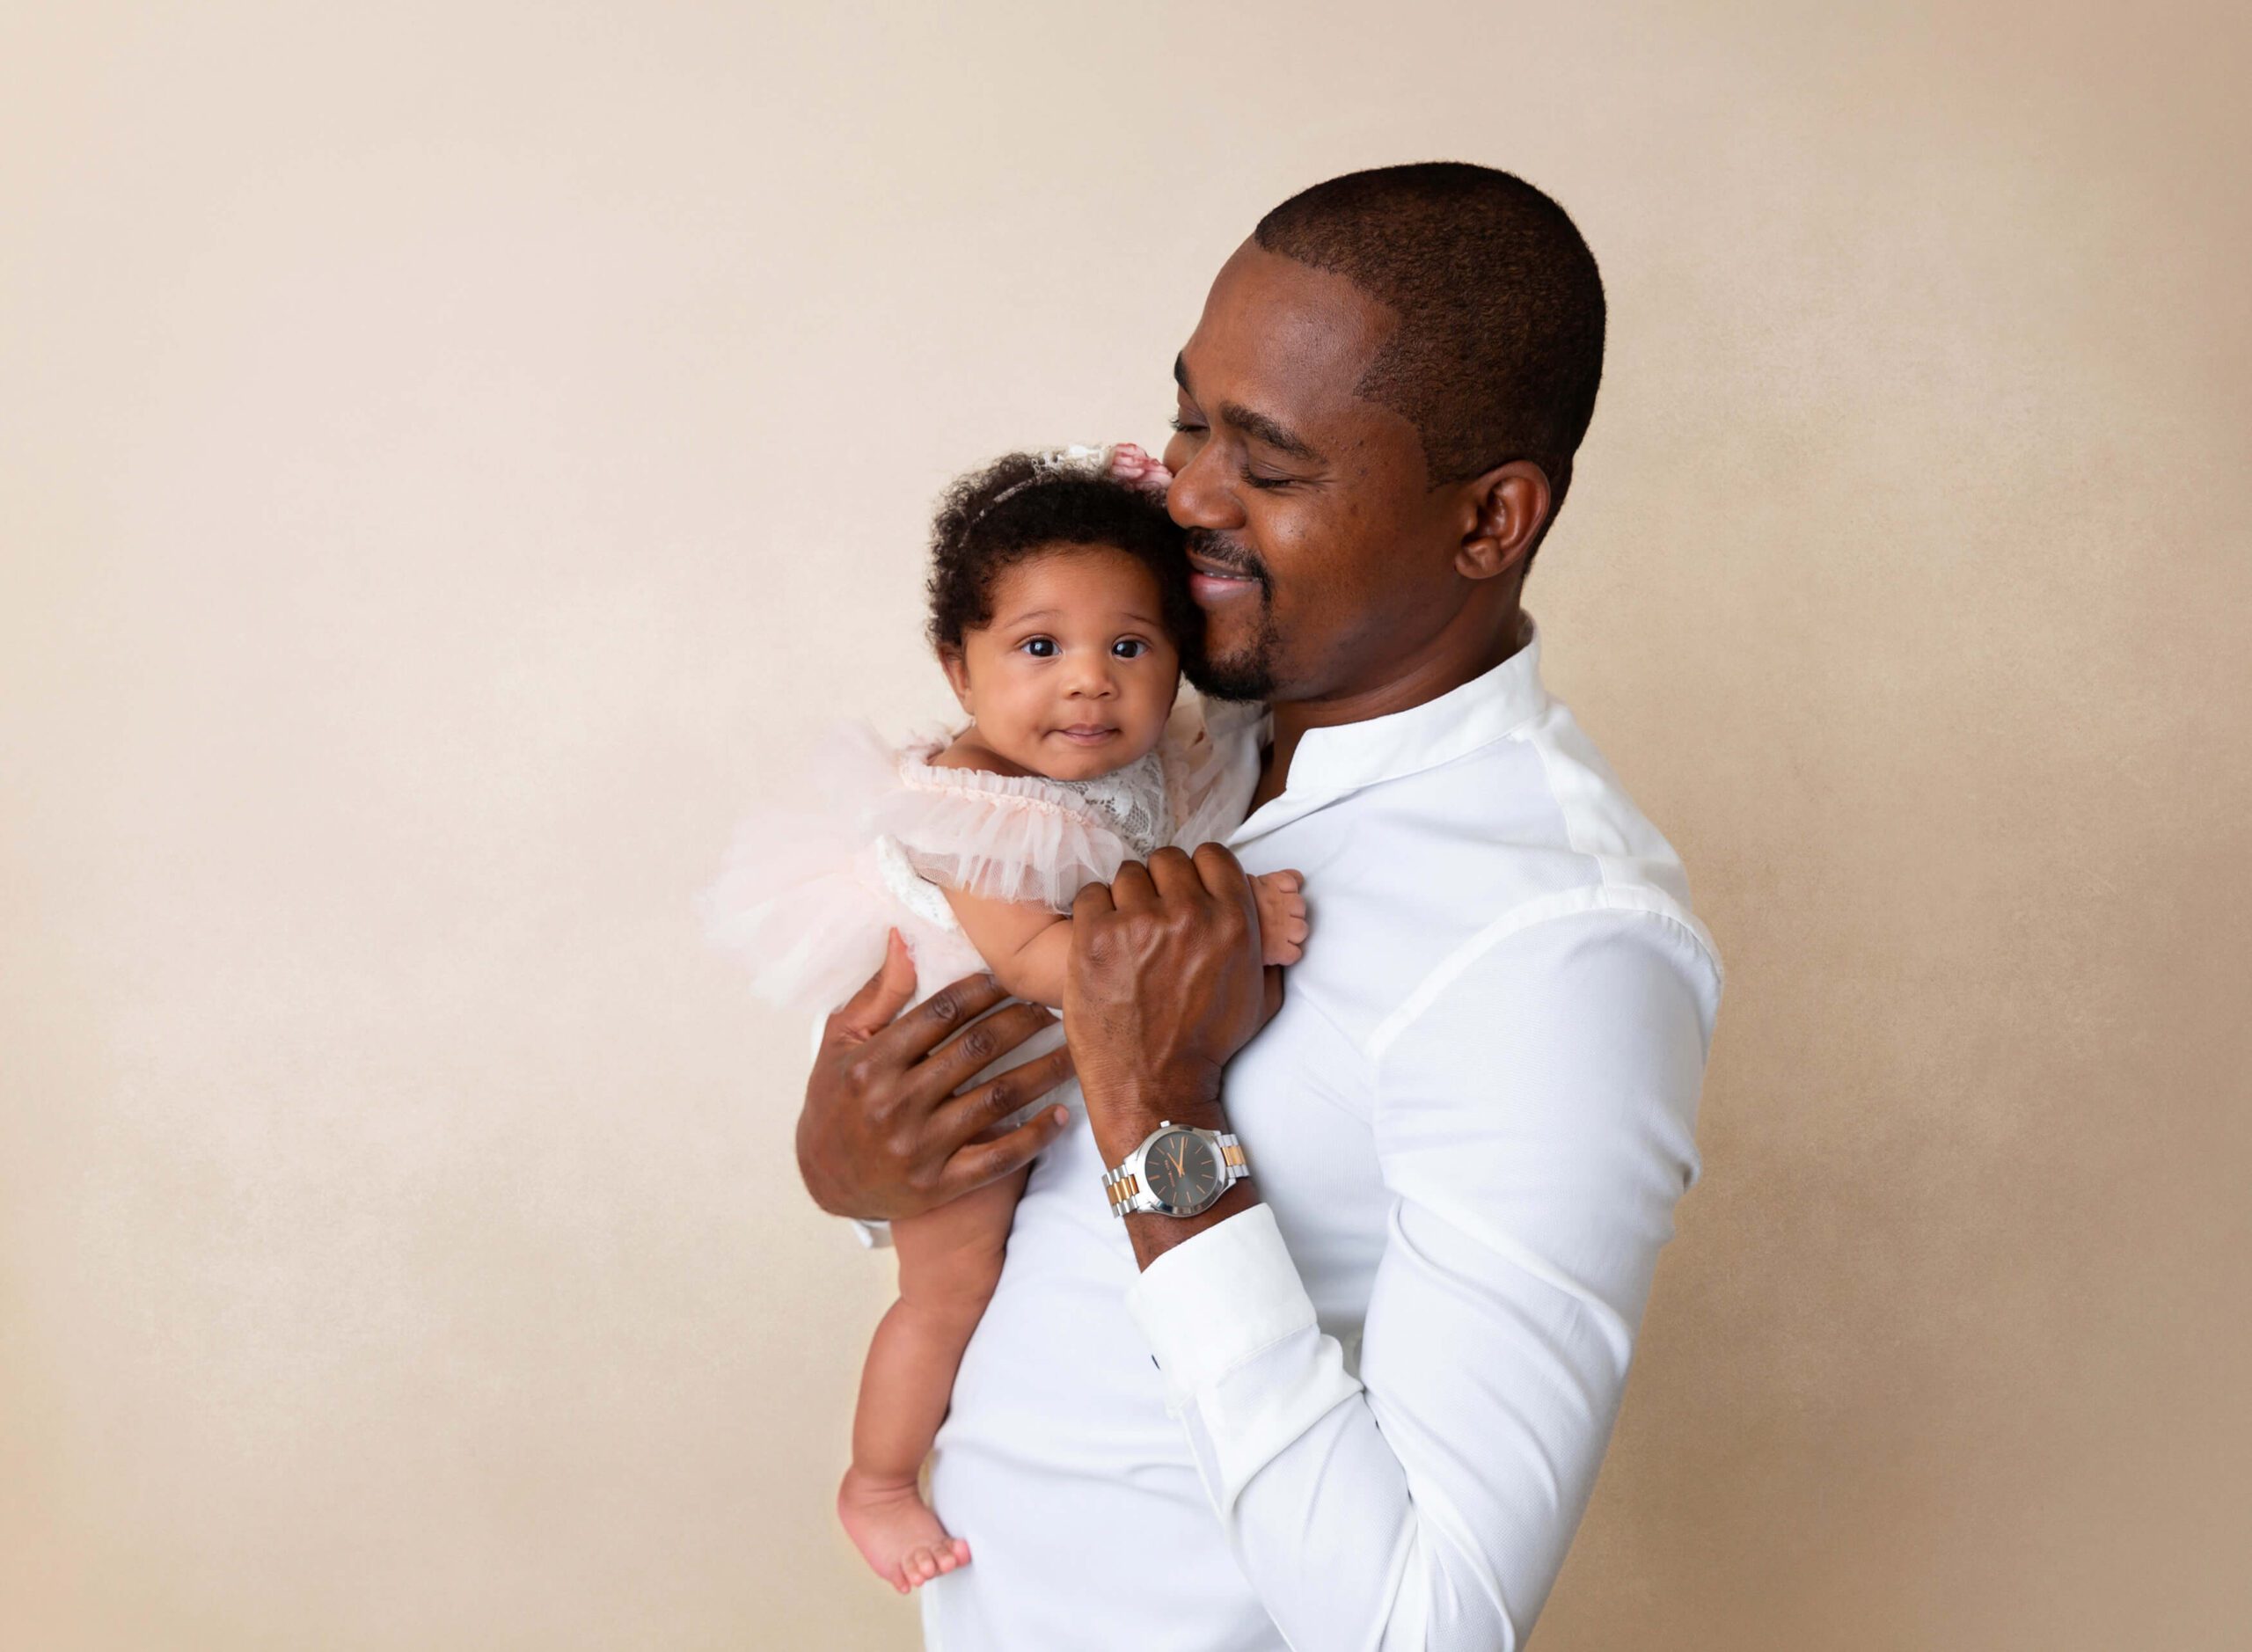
1355, 698, 1720, 979
1363, 697, 1694, 887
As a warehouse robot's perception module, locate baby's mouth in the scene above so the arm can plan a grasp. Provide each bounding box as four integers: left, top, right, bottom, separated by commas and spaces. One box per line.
1054, 725, 1119, 744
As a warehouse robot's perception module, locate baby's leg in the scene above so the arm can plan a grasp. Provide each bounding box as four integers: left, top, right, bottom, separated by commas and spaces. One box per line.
839, 1163, 1027, 1594
1252, 869, 1310, 965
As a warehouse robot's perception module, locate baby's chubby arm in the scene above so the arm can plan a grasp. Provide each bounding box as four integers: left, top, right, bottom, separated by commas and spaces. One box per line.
943, 866, 1308, 1010
939, 884, 1076, 1009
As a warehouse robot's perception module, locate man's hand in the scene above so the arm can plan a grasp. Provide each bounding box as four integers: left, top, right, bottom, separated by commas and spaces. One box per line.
798, 930, 1076, 1221
1065, 844, 1283, 1263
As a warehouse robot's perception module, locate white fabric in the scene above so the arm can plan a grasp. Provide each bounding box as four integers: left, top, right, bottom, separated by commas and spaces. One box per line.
918, 618, 1722, 1651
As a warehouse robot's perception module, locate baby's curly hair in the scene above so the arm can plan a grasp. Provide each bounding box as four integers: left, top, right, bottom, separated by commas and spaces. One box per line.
925, 452, 1200, 657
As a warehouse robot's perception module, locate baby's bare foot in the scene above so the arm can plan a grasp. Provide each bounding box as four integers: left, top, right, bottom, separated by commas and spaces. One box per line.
1253, 869, 1309, 965
838, 1464, 971, 1594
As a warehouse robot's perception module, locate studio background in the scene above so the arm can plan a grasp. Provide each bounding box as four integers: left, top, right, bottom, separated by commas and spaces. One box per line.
4, 3, 2247, 1648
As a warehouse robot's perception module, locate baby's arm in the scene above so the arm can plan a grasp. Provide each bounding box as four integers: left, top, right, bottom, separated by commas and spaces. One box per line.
942, 867, 1308, 1009
937, 886, 1077, 1008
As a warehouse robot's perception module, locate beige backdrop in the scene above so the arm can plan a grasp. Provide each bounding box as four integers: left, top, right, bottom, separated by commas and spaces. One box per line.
4, 2, 2248, 1648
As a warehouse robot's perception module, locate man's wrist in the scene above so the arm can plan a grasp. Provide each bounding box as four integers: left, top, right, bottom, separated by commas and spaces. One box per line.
1082, 1069, 1227, 1166
1086, 1080, 1255, 1270
1123, 1179, 1258, 1269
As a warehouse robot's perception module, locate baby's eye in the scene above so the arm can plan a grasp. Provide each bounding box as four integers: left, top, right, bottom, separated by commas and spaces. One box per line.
1113, 638, 1151, 659
1019, 636, 1058, 659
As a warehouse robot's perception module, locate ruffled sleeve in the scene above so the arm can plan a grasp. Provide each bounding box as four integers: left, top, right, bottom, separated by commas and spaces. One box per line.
698, 720, 983, 1018
878, 731, 1137, 911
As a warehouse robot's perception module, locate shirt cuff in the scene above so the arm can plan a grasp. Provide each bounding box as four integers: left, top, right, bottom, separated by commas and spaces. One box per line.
1125, 1203, 1320, 1407
1125, 1204, 1365, 1513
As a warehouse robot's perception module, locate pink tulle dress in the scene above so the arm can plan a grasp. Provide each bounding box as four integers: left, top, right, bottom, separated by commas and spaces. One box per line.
700, 698, 1256, 1018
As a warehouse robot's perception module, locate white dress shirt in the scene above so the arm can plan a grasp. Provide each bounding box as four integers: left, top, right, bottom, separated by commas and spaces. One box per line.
909, 620, 1722, 1651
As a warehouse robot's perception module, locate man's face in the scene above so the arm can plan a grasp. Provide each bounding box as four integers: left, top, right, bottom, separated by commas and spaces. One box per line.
1162, 242, 1463, 705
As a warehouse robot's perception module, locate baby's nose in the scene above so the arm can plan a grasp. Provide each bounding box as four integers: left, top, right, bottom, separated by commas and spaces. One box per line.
1065, 656, 1117, 696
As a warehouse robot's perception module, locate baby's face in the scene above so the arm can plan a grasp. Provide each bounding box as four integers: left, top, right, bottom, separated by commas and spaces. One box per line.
943, 544, 1181, 781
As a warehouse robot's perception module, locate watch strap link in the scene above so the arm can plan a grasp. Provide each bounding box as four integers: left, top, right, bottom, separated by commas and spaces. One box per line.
1101, 1165, 1145, 1217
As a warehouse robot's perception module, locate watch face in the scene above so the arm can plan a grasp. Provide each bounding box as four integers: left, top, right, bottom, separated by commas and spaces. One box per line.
1141, 1129, 1223, 1213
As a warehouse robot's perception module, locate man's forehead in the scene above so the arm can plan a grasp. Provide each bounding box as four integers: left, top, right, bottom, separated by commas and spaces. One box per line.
1176, 243, 1395, 419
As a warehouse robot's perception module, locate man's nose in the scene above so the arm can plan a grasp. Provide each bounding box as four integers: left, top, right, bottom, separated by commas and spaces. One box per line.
1166, 439, 1245, 532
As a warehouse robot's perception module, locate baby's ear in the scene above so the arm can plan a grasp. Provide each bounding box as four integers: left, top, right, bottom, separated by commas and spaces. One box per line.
938, 646, 974, 713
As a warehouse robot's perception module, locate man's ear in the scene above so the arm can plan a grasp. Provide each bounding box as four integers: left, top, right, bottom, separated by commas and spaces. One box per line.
1455, 460, 1553, 582
938, 646, 974, 713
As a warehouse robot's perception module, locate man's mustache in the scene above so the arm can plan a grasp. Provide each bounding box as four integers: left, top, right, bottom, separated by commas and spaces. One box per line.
1183, 529, 1269, 585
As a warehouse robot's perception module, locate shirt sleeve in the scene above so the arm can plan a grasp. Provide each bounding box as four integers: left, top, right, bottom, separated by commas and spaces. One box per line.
1124, 907, 1720, 1650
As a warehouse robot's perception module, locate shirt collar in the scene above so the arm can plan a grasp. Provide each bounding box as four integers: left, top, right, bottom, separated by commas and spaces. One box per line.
1206, 616, 1550, 842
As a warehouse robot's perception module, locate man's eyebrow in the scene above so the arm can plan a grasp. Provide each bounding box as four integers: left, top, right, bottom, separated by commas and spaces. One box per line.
1177, 350, 1322, 463
1220, 402, 1320, 463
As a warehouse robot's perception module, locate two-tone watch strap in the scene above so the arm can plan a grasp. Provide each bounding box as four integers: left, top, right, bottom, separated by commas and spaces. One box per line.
1217, 1131, 1249, 1180
1102, 1162, 1147, 1217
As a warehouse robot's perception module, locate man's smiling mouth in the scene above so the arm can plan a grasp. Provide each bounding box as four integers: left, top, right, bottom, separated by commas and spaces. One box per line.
1187, 550, 1259, 581
1187, 552, 1261, 603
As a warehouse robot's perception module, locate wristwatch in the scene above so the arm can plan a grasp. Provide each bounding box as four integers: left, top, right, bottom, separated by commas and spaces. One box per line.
1100, 1121, 1251, 1219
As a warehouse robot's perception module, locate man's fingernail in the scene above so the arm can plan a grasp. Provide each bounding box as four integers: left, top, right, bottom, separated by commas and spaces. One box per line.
1051, 1107, 1069, 1125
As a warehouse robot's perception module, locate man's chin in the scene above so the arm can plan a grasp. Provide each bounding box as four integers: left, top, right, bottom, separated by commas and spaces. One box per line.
1184, 649, 1276, 703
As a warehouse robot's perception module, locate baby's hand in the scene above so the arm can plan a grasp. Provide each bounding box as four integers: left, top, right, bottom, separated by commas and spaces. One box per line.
1106, 442, 1174, 495
1251, 870, 1309, 967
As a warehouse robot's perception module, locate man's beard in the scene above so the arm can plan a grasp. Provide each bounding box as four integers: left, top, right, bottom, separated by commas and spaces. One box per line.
1181, 530, 1279, 702
1185, 607, 1280, 701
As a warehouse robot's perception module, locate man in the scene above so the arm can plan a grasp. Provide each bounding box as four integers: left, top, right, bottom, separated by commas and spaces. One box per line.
796, 163, 1722, 1650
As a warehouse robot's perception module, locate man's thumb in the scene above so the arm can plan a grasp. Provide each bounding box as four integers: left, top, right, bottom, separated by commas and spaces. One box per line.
832, 928, 918, 1041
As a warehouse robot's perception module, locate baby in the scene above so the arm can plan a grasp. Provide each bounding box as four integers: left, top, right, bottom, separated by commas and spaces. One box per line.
701, 444, 1307, 1594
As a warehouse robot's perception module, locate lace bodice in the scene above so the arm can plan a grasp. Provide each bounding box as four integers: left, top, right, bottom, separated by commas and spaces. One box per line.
1047, 749, 1171, 860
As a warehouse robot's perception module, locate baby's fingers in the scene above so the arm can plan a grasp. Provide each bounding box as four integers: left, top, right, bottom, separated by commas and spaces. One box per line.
1260, 920, 1306, 966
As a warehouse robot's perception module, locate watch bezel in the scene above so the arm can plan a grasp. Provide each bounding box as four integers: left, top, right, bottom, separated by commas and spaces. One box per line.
1130, 1123, 1229, 1218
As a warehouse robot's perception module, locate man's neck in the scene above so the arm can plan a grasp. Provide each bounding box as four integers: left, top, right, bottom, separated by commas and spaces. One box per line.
1250, 598, 1530, 812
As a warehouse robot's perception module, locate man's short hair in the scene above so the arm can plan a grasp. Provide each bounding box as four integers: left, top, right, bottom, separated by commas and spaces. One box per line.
1255, 163, 1605, 506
